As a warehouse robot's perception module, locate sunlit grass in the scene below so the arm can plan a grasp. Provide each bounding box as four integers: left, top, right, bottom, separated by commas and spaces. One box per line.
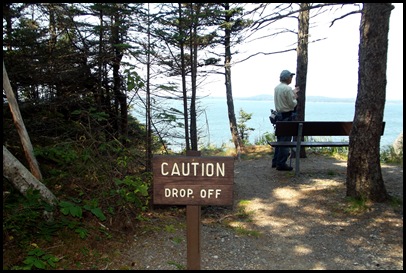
222, 200, 262, 238
233, 225, 261, 238
343, 196, 369, 214
381, 144, 403, 164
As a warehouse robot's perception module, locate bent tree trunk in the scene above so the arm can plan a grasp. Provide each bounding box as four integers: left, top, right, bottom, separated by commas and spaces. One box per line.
3, 145, 57, 206
3, 61, 43, 180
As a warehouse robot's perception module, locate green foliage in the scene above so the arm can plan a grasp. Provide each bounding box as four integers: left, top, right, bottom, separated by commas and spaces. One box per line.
167, 261, 186, 270
171, 237, 183, 244
12, 245, 60, 270
59, 199, 107, 222
34, 143, 78, 166
124, 68, 145, 91
233, 225, 261, 238
74, 227, 89, 239
237, 108, 255, 144
60, 200, 83, 218
3, 191, 107, 247
254, 131, 275, 145
380, 144, 403, 164
223, 200, 261, 238
83, 201, 107, 221
157, 108, 185, 127
113, 175, 150, 210
71, 107, 109, 122
199, 143, 230, 155
344, 196, 369, 214
4, 99, 154, 269
3, 189, 56, 243
235, 200, 253, 220
164, 224, 176, 233
117, 155, 129, 168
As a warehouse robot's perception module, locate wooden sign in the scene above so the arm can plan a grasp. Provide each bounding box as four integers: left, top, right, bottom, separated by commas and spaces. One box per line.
152, 155, 234, 205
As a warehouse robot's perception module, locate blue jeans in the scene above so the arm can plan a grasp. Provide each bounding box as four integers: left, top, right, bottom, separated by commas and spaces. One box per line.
272, 135, 292, 167
272, 114, 294, 167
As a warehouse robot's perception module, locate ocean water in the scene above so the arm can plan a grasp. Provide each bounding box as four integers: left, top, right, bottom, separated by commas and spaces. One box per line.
132, 97, 403, 151
198, 97, 403, 150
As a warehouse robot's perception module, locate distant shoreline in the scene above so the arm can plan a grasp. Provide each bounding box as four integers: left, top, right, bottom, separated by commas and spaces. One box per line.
205, 95, 403, 103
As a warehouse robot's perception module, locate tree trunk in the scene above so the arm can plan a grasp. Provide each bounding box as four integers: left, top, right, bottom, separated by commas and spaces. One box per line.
3, 145, 58, 206
293, 3, 310, 159
3, 61, 43, 181
112, 9, 128, 139
346, 3, 393, 202
224, 3, 243, 159
189, 3, 200, 151
178, 4, 191, 151
145, 3, 153, 172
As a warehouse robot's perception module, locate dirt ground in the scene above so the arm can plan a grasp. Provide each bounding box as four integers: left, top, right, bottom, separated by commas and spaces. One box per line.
109, 152, 403, 270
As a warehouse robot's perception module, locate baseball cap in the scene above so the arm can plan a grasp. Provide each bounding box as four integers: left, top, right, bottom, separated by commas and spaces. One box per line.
280, 70, 295, 81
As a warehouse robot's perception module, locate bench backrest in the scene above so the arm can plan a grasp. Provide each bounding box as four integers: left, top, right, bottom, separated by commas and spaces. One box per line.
275, 121, 385, 136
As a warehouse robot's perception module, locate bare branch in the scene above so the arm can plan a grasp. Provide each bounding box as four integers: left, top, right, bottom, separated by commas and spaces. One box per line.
329, 10, 362, 27
250, 3, 361, 32
233, 37, 327, 65
235, 48, 296, 64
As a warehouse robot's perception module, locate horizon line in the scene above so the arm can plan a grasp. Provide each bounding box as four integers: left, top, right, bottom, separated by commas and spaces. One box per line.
205, 94, 403, 102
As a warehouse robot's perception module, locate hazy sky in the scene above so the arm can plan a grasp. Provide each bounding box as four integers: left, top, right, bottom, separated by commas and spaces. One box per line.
202, 3, 403, 101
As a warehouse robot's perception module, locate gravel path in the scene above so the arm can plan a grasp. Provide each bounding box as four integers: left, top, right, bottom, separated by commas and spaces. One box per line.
110, 153, 403, 270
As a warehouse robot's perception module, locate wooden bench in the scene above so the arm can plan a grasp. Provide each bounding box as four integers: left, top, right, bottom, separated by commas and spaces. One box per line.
268, 121, 386, 176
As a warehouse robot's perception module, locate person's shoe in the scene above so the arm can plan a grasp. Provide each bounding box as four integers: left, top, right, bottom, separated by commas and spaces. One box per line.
276, 165, 293, 171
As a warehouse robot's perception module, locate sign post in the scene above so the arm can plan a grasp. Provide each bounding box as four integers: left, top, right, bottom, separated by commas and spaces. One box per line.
152, 151, 234, 270
186, 150, 201, 270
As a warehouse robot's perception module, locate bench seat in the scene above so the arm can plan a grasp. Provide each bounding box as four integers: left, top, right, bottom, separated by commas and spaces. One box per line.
268, 121, 385, 176
267, 141, 349, 147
